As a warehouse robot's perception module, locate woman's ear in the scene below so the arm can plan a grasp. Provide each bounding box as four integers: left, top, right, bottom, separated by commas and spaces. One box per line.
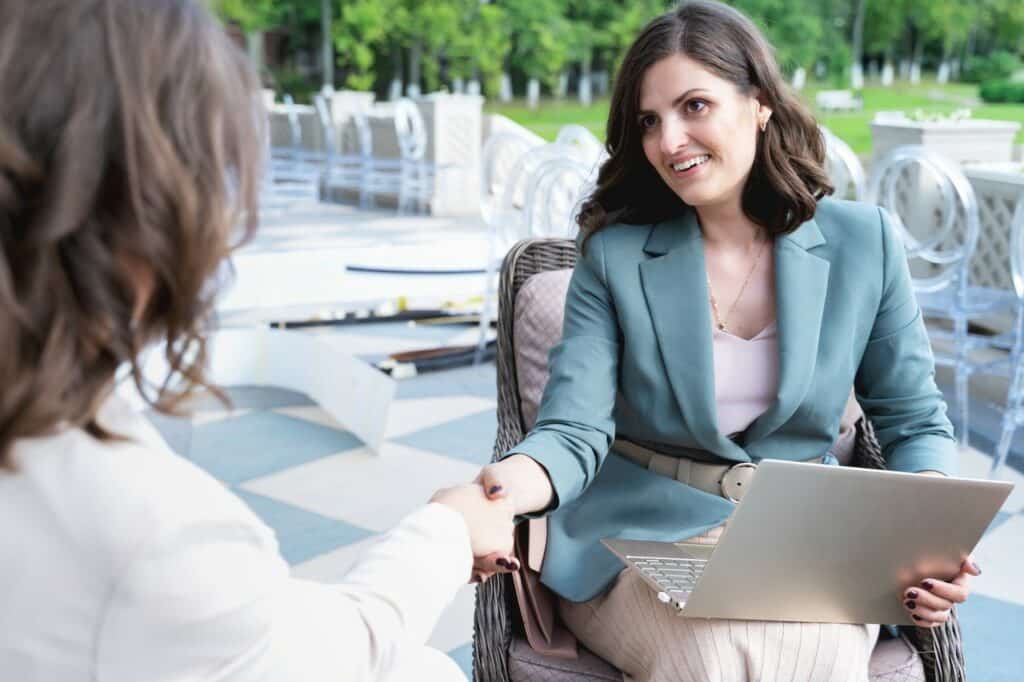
756, 102, 773, 131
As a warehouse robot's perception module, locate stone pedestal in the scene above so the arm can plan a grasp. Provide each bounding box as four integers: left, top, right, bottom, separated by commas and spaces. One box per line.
415, 93, 484, 216
870, 118, 1022, 166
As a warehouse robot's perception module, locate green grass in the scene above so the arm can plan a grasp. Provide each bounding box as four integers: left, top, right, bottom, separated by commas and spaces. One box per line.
486, 79, 1024, 156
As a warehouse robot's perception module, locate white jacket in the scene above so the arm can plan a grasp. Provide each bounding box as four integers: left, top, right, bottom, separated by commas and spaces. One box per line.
0, 395, 472, 681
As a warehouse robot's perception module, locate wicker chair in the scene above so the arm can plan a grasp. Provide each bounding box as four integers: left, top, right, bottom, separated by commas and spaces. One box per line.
472, 237, 968, 682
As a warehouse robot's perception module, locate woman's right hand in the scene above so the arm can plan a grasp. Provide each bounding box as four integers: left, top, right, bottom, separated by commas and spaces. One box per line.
476, 454, 555, 517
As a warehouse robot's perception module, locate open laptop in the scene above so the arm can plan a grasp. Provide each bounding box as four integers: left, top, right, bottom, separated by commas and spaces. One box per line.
602, 459, 1013, 625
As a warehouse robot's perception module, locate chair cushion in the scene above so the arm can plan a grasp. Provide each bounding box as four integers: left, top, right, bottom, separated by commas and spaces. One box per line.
514, 269, 573, 430
869, 634, 926, 681
509, 635, 620, 682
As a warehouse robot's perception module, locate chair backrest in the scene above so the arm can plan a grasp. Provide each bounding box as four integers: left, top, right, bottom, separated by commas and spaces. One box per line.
821, 127, 866, 201
866, 145, 981, 295
481, 132, 543, 227
522, 157, 592, 239
553, 124, 606, 167
493, 238, 578, 451
393, 98, 427, 161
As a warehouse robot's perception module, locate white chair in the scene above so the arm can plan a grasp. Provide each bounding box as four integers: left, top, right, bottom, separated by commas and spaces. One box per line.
270, 94, 323, 198
821, 126, 866, 201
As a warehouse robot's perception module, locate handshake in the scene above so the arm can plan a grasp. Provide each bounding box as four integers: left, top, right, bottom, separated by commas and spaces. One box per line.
430, 454, 556, 584
430, 483, 520, 584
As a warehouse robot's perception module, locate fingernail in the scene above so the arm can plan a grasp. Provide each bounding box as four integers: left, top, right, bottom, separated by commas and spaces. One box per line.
509, 560, 521, 571
907, 590, 919, 600
921, 580, 934, 591
471, 573, 482, 584
495, 558, 509, 568
489, 485, 503, 495
905, 600, 917, 610
912, 614, 922, 621
971, 561, 982, 574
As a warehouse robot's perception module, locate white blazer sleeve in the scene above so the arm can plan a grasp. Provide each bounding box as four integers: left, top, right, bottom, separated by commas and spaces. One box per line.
96, 501, 472, 682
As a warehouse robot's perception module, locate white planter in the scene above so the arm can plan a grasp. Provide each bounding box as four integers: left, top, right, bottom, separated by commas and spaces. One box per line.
870, 119, 1022, 165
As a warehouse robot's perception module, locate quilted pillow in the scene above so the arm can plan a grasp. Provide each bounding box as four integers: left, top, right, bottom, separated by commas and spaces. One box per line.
513, 269, 573, 430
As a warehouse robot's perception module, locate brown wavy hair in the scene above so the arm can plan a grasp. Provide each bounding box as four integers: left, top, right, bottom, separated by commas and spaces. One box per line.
578, 0, 832, 242
0, 0, 262, 465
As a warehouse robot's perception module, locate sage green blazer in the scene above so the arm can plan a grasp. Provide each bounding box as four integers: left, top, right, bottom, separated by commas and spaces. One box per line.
507, 197, 957, 603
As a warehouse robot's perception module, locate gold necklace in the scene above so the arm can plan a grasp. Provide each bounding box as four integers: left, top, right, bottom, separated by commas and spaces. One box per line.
707, 238, 768, 333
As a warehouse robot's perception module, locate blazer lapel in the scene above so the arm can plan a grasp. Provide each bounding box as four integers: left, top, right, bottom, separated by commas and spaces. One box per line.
639, 211, 749, 461
744, 217, 830, 443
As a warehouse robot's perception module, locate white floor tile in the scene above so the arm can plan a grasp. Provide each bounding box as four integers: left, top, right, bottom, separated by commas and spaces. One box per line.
291, 535, 382, 582
427, 583, 477, 654
970, 513, 1024, 607
385, 396, 497, 439
241, 442, 481, 532
958, 445, 1024, 513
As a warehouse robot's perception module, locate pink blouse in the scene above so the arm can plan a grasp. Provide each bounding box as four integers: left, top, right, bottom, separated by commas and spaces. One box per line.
712, 322, 779, 436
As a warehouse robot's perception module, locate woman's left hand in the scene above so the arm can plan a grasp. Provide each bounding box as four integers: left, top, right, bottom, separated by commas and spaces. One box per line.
901, 556, 981, 627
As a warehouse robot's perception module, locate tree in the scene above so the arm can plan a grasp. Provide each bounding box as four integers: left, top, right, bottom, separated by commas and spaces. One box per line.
333, 0, 397, 90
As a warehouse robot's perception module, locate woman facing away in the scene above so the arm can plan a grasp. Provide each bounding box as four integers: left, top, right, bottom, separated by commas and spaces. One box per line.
0, 1, 516, 680
476, 2, 981, 680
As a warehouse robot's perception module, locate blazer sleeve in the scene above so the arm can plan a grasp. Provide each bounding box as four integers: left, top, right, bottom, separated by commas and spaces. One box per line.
503, 231, 621, 510
854, 207, 958, 476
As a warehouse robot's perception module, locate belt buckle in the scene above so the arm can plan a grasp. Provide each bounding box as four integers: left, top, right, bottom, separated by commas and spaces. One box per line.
719, 462, 758, 503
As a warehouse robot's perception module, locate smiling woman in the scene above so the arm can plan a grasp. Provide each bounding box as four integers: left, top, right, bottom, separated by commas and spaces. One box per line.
578, 0, 831, 242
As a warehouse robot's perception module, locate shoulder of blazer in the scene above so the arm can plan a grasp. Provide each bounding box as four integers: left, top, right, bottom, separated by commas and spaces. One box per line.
811, 197, 887, 249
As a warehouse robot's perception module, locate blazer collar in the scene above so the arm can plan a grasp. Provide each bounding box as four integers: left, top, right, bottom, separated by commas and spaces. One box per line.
638, 208, 829, 457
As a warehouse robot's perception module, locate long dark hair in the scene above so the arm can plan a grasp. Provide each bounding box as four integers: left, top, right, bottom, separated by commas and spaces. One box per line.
578, 0, 832, 243
0, 0, 262, 465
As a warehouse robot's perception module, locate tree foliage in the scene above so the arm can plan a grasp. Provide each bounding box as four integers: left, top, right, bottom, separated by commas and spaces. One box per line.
213, 0, 1024, 98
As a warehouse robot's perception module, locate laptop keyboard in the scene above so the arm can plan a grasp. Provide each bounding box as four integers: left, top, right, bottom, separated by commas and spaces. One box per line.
627, 555, 708, 594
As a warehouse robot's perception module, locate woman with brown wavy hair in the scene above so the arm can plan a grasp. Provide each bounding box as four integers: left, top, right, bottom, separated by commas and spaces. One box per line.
0, 1, 514, 680
474, 2, 978, 679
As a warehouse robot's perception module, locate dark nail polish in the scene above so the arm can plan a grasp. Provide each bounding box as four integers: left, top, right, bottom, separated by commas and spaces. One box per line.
509, 560, 521, 571
907, 590, 919, 600
495, 558, 509, 568
921, 580, 934, 591
912, 614, 922, 621
471, 573, 482, 584
905, 600, 917, 610
489, 485, 503, 495
971, 561, 982, 575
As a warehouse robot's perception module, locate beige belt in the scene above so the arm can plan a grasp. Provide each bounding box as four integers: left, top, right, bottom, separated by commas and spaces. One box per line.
613, 438, 825, 503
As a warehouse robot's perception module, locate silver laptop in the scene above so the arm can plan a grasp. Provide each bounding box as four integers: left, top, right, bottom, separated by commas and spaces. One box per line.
602, 459, 1013, 625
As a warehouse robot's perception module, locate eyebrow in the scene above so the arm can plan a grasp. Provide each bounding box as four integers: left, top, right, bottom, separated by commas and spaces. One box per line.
638, 88, 711, 116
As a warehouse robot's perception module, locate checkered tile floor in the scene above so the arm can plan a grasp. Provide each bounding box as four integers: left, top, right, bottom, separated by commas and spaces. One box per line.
145, 324, 1024, 680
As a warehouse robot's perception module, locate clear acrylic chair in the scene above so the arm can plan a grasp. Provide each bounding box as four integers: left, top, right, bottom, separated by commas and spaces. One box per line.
553, 124, 606, 169
821, 126, 866, 201
480, 132, 544, 231
978, 198, 1024, 475
867, 145, 1014, 447
523, 156, 593, 239
393, 98, 433, 214
474, 142, 589, 363
269, 94, 324, 198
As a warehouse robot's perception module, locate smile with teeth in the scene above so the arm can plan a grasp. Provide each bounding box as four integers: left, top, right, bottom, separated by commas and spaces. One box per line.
672, 155, 710, 172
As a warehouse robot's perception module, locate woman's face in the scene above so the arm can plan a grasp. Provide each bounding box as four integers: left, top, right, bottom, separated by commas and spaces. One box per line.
638, 53, 770, 212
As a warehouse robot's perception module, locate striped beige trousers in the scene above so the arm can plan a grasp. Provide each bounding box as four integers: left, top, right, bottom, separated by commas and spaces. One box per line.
558, 526, 880, 682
